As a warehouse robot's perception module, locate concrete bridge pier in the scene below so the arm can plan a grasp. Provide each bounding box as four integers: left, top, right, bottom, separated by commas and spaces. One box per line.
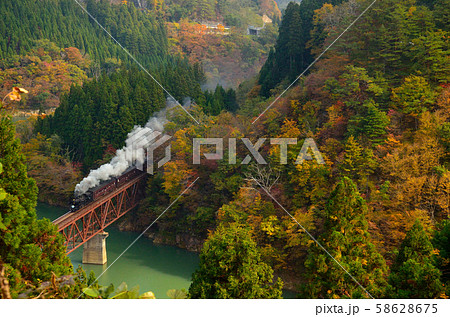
82, 232, 109, 265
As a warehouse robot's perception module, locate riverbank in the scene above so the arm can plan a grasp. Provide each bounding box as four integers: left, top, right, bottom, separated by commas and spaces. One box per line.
117, 212, 301, 296
36, 203, 200, 299
39, 202, 299, 298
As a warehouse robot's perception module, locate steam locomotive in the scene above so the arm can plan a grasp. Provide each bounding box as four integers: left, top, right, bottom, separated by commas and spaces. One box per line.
70, 167, 145, 212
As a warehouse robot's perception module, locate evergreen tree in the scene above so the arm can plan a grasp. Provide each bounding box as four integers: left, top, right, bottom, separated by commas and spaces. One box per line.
189, 223, 283, 299
433, 0, 450, 31
258, 0, 345, 97
432, 220, 450, 295
0, 115, 38, 214
302, 177, 388, 298
195, 0, 215, 21
211, 85, 226, 116
36, 68, 168, 169
0, 0, 168, 65
0, 0, 205, 104
348, 100, 390, 146
282, 2, 304, 78
388, 220, 444, 298
0, 114, 72, 296
201, 85, 238, 115
417, 0, 436, 8
224, 88, 239, 113
0, 163, 5, 203
258, 47, 278, 97
345, 0, 438, 81
391, 75, 437, 118
409, 30, 450, 83
259, 2, 303, 97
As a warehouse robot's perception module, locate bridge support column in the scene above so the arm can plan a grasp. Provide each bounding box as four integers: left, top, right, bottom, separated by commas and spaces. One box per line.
82, 232, 109, 265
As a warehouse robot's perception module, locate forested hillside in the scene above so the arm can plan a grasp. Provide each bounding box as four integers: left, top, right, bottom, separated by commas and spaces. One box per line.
2, 0, 243, 204
0, 0, 449, 300
167, 19, 278, 89
259, 0, 346, 96
36, 68, 167, 168
0, 0, 204, 111
164, 0, 280, 26
259, 0, 449, 96
162, 0, 281, 89
0, 41, 91, 113
0, 0, 167, 64
0, 115, 73, 297
0, 0, 209, 298
124, 0, 450, 298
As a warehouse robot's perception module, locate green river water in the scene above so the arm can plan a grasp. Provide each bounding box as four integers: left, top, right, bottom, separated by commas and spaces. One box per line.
36, 203, 199, 299
36, 203, 297, 299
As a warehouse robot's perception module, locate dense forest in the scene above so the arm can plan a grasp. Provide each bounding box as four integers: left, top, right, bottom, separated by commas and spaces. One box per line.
164, 0, 280, 26
259, 0, 347, 96
163, 0, 281, 89
0, 0, 206, 111
129, 0, 450, 298
0, 0, 167, 65
1, 0, 449, 300
167, 18, 278, 89
0, 0, 170, 66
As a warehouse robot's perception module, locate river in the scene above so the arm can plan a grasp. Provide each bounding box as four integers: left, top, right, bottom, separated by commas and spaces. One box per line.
36, 203, 199, 299
37, 203, 297, 299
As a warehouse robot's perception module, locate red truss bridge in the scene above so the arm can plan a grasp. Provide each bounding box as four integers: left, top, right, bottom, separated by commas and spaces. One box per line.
52, 169, 147, 255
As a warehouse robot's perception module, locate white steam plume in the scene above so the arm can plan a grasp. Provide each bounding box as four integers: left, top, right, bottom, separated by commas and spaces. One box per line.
74, 98, 177, 196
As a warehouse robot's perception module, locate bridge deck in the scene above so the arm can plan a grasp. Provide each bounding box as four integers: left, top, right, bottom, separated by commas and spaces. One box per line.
53, 173, 146, 229
53, 172, 147, 253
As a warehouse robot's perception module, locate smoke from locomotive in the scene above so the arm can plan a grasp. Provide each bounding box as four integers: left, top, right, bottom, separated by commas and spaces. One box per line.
74, 98, 176, 197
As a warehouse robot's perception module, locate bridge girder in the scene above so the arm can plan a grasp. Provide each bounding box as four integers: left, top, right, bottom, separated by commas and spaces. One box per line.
53, 174, 147, 254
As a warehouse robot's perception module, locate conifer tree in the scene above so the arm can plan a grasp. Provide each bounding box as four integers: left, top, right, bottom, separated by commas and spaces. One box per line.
259, 2, 303, 97
189, 223, 283, 299
224, 88, 238, 113
37, 68, 168, 169
0, 116, 37, 214
258, 47, 278, 97
391, 75, 437, 118
348, 100, 390, 146
433, 220, 450, 295
302, 177, 388, 298
433, 0, 450, 31
258, 0, 345, 96
388, 220, 444, 298
0, 114, 72, 296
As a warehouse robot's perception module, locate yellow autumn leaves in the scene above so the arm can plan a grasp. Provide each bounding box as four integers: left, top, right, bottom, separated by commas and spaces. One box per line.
1, 87, 29, 107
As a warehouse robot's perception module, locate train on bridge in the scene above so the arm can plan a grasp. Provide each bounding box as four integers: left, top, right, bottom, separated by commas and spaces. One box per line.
70, 167, 145, 212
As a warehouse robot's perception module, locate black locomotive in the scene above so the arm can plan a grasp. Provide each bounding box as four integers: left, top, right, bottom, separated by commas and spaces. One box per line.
70, 167, 144, 212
